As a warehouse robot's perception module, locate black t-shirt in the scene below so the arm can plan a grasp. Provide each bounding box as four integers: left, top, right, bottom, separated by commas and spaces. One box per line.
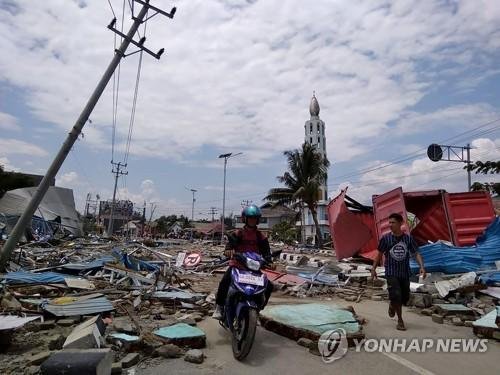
378, 233, 418, 279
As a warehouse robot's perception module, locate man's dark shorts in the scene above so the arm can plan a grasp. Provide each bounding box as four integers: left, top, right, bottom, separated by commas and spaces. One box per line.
386, 276, 410, 305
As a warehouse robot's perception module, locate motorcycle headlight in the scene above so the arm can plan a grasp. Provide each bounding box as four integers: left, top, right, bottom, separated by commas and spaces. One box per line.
246, 258, 261, 271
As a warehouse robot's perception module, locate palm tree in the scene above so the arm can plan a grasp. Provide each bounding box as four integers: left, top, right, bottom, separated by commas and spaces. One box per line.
265, 142, 329, 248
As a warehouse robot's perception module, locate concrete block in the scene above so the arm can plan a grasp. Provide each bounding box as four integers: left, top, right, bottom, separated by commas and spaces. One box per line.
111, 362, 122, 374
452, 317, 464, 326
155, 344, 184, 358
40, 349, 112, 375
420, 308, 433, 316
121, 353, 140, 368
63, 323, 101, 349
184, 349, 204, 364
432, 314, 444, 324
463, 321, 474, 327
411, 293, 432, 308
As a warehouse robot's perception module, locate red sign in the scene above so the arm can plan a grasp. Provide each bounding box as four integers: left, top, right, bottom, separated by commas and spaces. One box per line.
183, 252, 202, 267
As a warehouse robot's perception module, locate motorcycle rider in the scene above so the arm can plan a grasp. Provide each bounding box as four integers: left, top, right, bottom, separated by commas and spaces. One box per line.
212, 204, 273, 320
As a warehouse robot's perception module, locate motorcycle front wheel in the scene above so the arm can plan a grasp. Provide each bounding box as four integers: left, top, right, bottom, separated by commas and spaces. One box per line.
231, 307, 257, 361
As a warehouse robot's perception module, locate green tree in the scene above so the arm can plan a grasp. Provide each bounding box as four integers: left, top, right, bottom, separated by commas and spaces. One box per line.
270, 220, 297, 245
265, 142, 329, 248
471, 182, 500, 196
466, 161, 500, 174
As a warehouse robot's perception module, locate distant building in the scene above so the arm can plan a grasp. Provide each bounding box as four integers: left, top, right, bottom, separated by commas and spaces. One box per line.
234, 204, 296, 231
298, 93, 330, 243
98, 200, 134, 234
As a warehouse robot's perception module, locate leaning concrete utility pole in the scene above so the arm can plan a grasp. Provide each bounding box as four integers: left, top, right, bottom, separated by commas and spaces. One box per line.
107, 161, 128, 236
0, 1, 176, 271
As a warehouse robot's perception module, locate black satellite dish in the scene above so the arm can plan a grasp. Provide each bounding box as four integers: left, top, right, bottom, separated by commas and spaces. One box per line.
427, 143, 443, 162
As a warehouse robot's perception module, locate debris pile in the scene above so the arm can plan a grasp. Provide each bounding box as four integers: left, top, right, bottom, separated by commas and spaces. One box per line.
0, 237, 221, 374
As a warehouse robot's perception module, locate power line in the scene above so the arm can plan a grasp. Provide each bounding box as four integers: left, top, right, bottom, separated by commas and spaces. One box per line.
123, 12, 147, 164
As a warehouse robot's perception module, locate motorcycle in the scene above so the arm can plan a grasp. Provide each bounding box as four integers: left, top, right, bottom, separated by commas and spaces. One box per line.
219, 250, 280, 360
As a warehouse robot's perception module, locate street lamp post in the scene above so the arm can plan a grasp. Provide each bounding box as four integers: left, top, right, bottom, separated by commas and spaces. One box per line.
186, 187, 197, 241
218, 152, 242, 245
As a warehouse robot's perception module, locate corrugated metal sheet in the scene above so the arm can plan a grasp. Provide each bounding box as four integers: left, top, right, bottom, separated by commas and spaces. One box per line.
355, 212, 379, 261
42, 296, 114, 317
327, 189, 373, 260
445, 191, 495, 246
410, 216, 499, 274
1, 271, 68, 284
405, 191, 451, 245
0, 315, 41, 331
373, 187, 409, 239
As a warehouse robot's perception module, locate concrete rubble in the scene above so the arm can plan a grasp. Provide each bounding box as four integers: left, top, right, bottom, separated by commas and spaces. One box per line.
0, 236, 219, 373
0, 223, 499, 374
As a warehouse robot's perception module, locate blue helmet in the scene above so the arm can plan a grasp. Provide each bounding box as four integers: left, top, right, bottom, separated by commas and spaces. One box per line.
242, 205, 261, 224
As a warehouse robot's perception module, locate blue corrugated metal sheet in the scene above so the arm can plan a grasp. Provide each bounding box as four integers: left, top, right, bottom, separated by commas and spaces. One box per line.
42, 296, 114, 317
60, 256, 115, 272
479, 271, 500, 286
410, 217, 500, 274
1, 271, 68, 284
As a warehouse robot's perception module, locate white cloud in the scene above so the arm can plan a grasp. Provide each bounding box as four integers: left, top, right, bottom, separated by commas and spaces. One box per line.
0, 112, 21, 131
56, 171, 79, 187
0, 138, 48, 157
1, 0, 499, 167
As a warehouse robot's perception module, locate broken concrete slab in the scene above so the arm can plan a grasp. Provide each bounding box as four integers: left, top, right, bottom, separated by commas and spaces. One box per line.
63, 322, 101, 349
113, 319, 137, 335
473, 307, 500, 339
432, 314, 444, 324
434, 304, 474, 316
410, 293, 432, 308
121, 353, 140, 368
259, 303, 364, 346
40, 349, 112, 375
153, 323, 206, 348
184, 349, 204, 364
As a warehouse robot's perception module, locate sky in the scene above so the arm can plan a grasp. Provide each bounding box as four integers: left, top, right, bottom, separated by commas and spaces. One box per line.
1, 0, 500, 220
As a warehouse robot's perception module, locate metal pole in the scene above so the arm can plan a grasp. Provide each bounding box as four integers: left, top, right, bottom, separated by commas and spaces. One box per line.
191, 189, 196, 240
466, 143, 471, 191
107, 172, 119, 236
221, 157, 228, 245
0, 4, 150, 271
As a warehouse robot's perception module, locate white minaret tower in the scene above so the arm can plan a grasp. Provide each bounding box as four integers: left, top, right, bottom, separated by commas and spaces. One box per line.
304, 92, 328, 201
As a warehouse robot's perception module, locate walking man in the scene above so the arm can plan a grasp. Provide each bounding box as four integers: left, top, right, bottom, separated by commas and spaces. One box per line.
371, 213, 426, 330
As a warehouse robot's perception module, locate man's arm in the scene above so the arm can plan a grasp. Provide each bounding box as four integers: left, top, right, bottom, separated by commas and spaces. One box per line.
409, 236, 426, 279
224, 231, 240, 257
371, 251, 383, 280
414, 251, 426, 279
